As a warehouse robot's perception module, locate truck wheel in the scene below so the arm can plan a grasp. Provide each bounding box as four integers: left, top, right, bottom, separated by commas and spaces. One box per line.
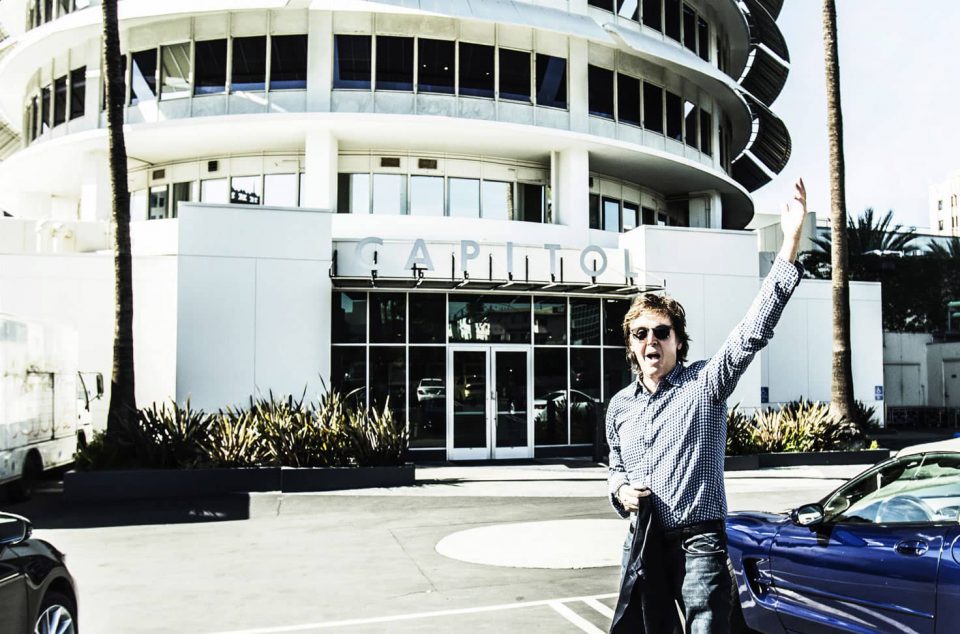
7, 454, 42, 502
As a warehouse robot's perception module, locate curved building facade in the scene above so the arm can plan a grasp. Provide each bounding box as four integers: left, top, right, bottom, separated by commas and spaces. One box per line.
0, 1, 841, 462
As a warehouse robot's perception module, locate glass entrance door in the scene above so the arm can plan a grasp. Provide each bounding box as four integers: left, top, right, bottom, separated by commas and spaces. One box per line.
448, 346, 532, 460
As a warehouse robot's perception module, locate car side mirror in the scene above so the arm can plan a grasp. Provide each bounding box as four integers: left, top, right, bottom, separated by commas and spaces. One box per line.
791, 503, 825, 527
95, 373, 105, 399
0, 513, 32, 547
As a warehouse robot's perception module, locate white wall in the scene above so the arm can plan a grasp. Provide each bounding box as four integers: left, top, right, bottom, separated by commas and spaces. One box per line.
175, 204, 333, 410
882, 332, 932, 407
927, 342, 960, 408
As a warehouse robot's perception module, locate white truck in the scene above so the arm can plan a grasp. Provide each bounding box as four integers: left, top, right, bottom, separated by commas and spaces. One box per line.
0, 315, 103, 500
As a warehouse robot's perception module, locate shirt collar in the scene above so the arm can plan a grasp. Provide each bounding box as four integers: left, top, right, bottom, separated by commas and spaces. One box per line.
634, 362, 685, 396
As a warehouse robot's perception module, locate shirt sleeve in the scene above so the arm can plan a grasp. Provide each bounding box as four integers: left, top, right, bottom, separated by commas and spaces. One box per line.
704, 256, 803, 402
606, 397, 630, 519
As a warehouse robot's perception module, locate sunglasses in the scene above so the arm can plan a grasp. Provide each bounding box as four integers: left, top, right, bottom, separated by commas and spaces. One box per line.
630, 325, 673, 341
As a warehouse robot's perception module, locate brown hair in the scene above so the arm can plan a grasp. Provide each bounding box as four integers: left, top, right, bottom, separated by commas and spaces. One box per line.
621, 293, 691, 372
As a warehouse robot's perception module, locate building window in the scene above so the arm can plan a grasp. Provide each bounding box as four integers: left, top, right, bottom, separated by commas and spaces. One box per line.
130, 49, 158, 104
231, 36, 267, 92
338, 173, 371, 214
370, 293, 406, 343
194, 39, 227, 95
664, 0, 681, 41
263, 174, 298, 207
53, 75, 67, 126
69, 67, 85, 120
642, 206, 655, 225
535, 347, 568, 444
409, 346, 446, 448
459, 42, 494, 99
40, 85, 51, 134
409, 175, 445, 216
939, 220, 945, 231
603, 197, 620, 232
448, 177, 480, 218
697, 17, 710, 61
570, 347, 601, 443
535, 54, 567, 109
200, 178, 228, 204
623, 201, 639, 231
499, 49, 531, 103
684, 100, 698, 148
938, 200, 943, 211
129, 189, 146, 219
171, 181, 193, 217
333, 34, 371, 90
588, 65, 614, 119
517, 183, 545, 223
332, 292, 367, 343
682, 4, 697, 52
448, 295, 532, 344
665, 90, 682, 141
589, 194, 600, 230
160, 43, 191, 100
330, 346, 366, 408
699, 109, 712, 155
147, 185, 168, 219
28, 97, 38, 141
617, 73, 641, 126
481, 180, 512, 220
376, 36, 414, 91
230, 176, 261, 205
617, 0, 640, 21
418, 38, 455, 94
643, 0, 662, 30
270, 34, 308, 90
372, 173, 405, 214
643, 82, 663, 134
410, 294, 445, 343
534, 297, 567, 345
588, 0, 612, 10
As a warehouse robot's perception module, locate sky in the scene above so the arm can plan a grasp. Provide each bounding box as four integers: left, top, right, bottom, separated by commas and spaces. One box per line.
751, 0, 960, 231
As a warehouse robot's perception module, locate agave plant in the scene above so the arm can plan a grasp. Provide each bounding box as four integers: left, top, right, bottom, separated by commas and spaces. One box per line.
136, 400, 211, 468
207, 406, 263, 468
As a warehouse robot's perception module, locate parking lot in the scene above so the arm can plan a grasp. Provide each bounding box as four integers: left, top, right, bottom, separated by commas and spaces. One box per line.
2, 461, 866, 633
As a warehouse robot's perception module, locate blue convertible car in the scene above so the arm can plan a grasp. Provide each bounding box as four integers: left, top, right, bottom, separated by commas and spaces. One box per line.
727, 438, 960, 634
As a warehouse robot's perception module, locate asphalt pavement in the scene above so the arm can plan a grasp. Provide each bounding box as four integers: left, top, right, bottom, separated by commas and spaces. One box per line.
1, 461, 869, 633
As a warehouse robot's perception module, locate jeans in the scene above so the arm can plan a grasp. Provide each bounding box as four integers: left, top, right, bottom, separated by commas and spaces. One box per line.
620, 526, 732, 634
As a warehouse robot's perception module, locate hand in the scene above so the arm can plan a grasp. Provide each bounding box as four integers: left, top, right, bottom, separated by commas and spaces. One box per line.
779, 178, 807, 262
617, 484, 652, 513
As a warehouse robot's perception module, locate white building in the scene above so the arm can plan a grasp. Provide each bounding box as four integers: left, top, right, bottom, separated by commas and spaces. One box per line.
929, 170, 960, 236
0, 0, 884, 461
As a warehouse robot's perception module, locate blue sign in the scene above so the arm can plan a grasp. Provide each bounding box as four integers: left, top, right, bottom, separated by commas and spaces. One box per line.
875, 385, 884, 401
760, 387, 769, 404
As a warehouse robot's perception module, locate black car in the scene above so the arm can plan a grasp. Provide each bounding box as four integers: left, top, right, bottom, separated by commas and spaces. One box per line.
0, 512, 78, 634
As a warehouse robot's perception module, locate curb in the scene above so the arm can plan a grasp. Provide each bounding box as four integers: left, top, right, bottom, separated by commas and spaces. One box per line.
63, 464, 416, 502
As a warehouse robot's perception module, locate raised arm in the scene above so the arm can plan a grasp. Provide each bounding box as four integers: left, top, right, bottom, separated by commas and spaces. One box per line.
704, 179, 807, 402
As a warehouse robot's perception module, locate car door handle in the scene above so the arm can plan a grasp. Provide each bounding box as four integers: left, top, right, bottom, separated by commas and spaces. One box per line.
895, 540, 929, 556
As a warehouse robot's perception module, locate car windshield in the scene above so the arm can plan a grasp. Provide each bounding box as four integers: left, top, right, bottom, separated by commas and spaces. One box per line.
823, 453, 960, 525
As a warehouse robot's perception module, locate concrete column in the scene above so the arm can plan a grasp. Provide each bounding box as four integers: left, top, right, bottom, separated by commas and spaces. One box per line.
708, 191, 723, 228
307, 10, 333, 112
303, 129, 338, 210
567, 38, 589, 134
79, 151, 112, 221
553, 148, 590, 234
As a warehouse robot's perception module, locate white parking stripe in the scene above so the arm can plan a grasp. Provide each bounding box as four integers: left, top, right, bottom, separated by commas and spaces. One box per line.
582, 597, 614, 619
548, 602, 607, 634
209, 593, 618, 634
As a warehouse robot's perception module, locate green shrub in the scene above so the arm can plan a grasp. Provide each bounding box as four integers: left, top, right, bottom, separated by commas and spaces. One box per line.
206, 406, 263, 468
726, 405, 758, 456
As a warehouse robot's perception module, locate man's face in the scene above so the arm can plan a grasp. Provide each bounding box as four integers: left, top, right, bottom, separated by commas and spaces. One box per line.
628, 311, 680, 382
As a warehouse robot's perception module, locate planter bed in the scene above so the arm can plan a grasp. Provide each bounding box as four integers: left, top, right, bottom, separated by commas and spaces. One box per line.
723, 448, 891, 471
64, 464, 415, 502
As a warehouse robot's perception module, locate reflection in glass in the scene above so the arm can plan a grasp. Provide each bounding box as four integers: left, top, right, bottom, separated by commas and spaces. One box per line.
231, 176, 261, 205
370, 347, 406, 425
130, 49, 157, 105
372, 174, 404, 215
171, 181, 193, 218
643, 0, 662, 30
570, 299, 600, 345
264, 174, 298, 207
200, 178, 228, 204
603, 197, 620, 232
643, 82, 663, 134
161, 43, 191, 99
70, 67, 85, 120
334, 34, 371, 90
376, 36, 414, 91
604, 347, 632, 405
534, 297, 566, 345
618, 73, 640, 126
570, 348, 601, 444
270, 35, 308, 90
617, 0, 639, 20
536, 54, 567, 109
664, 0, 681, 41
496, 350, 528, 447
459, 43, 494, 98
587, 65, 613, 119
194, 39, 227, 95
410, 176, 444, 216
331, 346, 366, 409
418, 38, 455, 94
232, 36, 267, 91
337, 173, 370, 214
604, 298, 630, 345
332, 292, 367, 344
623, 202, 639, 231
666, 90, 682, 141
481, 180, 512, 220
453, 350, 487, 449
53, 75, 67, 126
700, 109, 712, 155
448, 295, 530, 343
517, 183, 544, 223
683, 4, 697, 52
448, 178, 480, 218
370, 293, 405, 343
499, 48, 531, 103
684, 101, 698, 148
410, 294, 445, 343
534, 347, 567, 445
148, 185, 168, 220
698, 17, 710, 62
589, 194, 600, 230
409, 347, 445, 448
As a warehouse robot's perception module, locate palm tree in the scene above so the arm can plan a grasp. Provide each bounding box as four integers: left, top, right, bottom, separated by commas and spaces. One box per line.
102, 0, 136, 434
812, 208, 917, 256
822, 0, 857, 425
926, 236, 960, 259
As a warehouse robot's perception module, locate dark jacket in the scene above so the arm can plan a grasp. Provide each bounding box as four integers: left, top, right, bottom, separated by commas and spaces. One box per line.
610, 498, 683, 634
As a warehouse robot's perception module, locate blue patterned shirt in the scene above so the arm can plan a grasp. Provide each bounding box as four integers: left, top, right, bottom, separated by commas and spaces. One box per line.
606, 257, 803, 528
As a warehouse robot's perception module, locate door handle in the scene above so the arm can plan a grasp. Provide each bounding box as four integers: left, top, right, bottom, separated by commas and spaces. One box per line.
894, 540, 929, 556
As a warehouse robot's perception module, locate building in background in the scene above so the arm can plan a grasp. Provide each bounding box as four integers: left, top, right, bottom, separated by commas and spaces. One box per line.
0, 0, 885, 461
930, 170, 960, 236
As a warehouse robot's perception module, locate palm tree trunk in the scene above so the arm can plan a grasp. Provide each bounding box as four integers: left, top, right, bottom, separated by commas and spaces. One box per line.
102, 0, 136, 435
822, 0, 857, 424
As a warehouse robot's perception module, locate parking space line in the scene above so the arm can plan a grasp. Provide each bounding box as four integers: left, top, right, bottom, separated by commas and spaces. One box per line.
548, 601, 606, 634
582, 597, 614, 619
209, 593, 618, 634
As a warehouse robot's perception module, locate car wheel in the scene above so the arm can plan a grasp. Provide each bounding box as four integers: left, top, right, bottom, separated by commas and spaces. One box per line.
8, 454, 42, 502
34, 590, 78, 634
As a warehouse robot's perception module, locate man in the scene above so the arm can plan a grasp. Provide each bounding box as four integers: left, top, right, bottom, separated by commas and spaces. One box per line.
606, 179, 808, 633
